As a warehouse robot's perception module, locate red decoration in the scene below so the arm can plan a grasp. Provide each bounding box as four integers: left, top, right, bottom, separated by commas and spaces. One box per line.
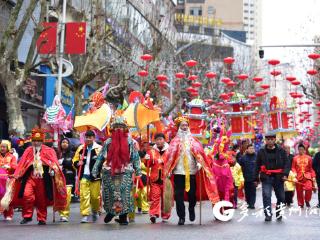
205, 72, 217, 78
256, 92, 264, 97
175, 72, 186, 79
227, 81, 236, 87
270, 70, 281, 76
191, 82, 202, 88
219, 93, 230, 101
188, 75, 198, 81
268, 59, 280, 65
159, 81, 168, 88
204, 99, 214, 104
223, 57, 235, 64
138, 70, 148, 77
297, 101, 304, 106
252, 77, 263, 82
228, 92, 235, 97
36, 22, 58, 54
185, 60, 198, 67
252, 102, 262, 107
308, 53, 320, 60
221, 78, 231, 84
307, 69, 318, 75
291, 80, 301, 86
236, 74, 248, 80
260, 84, 270, 89
186, 87, 197, 93
248, 95, 256, 100
305, 100, 312, 105
140, 54, 153, 61
65, 22, 87, 54
190, 91, 199, 97
286, 76, 296, 82
156, 74, 168, 81
316, 102, 320, 107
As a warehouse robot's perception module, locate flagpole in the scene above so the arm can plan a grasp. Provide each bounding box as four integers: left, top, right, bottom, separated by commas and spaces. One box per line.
54, 0, 67, 148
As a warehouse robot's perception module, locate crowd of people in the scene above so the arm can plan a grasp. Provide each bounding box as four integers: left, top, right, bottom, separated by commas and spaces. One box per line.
0, 115, 320, 226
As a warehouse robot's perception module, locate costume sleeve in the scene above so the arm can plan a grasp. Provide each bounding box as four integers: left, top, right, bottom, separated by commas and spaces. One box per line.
92, 141, 109, 177
309, 156, 316, 178
291, 156, 297, 174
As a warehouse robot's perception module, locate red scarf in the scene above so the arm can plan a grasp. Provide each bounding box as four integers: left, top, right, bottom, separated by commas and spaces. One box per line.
107, 129, 130, 175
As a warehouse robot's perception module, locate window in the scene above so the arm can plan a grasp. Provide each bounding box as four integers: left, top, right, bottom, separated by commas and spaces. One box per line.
244, 3, 248, 6
244, 17, 248, 20
208, 6, 215, 16
244, 10, 248, 13
250, 10, 254, 14
189, 7, 202, 16
178, 0, 184, 4
250, 24, 254, 27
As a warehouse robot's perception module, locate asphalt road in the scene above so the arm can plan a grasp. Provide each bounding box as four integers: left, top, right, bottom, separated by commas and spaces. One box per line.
1, 188, 320, 240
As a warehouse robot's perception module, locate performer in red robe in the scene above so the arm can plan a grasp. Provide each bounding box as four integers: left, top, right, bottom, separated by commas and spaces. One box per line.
164, 116, 219, 225
0, 128, 67, 225
292, 144, 316, 208
0, 140, 17, 220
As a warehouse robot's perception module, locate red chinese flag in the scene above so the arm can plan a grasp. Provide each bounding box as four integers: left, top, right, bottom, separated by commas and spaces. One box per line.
65, 22, 86, 54
36, 22, 57, 54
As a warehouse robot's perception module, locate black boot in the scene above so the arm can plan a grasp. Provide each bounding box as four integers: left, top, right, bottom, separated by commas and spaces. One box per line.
104, 213, 114, 224
264, 215, 272, 222
189, 208, 195, 222
178, 218, 185, 225
20, 218, 32, 224
38, 221, 46, 225
115, 214, 128, 225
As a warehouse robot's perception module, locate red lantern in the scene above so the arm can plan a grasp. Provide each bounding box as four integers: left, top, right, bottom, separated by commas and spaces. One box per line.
190, 91, 199, 97
138, 70, 148, 77
252, 101, 262, 107
305, 100, 312, 105
228, 92, 235, 97
297, 101, 304, 106
217, 102, 224, 107
204, 99, 214, 104
220, 93, 230, 101
291, 80, 301, 86
307, 69, 318, 75
268, 59, 280, 65
186, 87, 197, 93
295, 93, 303, 98
188, 75, 198, 81
308, 53, 320, 60
260, 84, 270, 89
227, 81, 236, 87
175, 72, 186, 79
140, 54, 153, 61
253, 77, 263, 82
223, 57, 235, 64
236, 74, 248, 80
248, 94, 256, 100
191, 82, 202, 88
185, 60, 198, 68
256, 91, 264, 97
159, 81, 168, 88
286, 76, 296, 82
156, 74, 168, 81
316, 102, 320, 107
205, 72, 217, 78
270, 70, 281, 76
221, 78, 231, 84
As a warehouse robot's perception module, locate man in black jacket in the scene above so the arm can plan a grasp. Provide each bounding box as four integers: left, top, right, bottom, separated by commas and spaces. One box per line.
254, 132, 291, 222
312, 147, 320, 208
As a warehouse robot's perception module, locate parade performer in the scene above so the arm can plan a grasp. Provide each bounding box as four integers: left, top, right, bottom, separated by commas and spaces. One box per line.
255, 132, 290, 221
58, 138, 76, 222
230, 154, 244, 209
164, 116, 219, 225
0, 140, 17, 220
210, 128, 234, 205
145, 133, 170, 223
292, 144, 316, 208
1, 128, 67, 225
92, 116, 141, 225
73, 130, 102, 223
284, 170, 296, 207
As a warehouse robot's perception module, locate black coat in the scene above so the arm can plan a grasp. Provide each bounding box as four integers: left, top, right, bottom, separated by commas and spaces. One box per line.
239, 153, 257, 182
255, 144, 290, 182
312, 152, 320, 176
60, 151, 76, 185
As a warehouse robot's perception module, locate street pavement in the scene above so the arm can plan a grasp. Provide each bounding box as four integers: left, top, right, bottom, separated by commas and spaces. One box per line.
1, 188, 320, 240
